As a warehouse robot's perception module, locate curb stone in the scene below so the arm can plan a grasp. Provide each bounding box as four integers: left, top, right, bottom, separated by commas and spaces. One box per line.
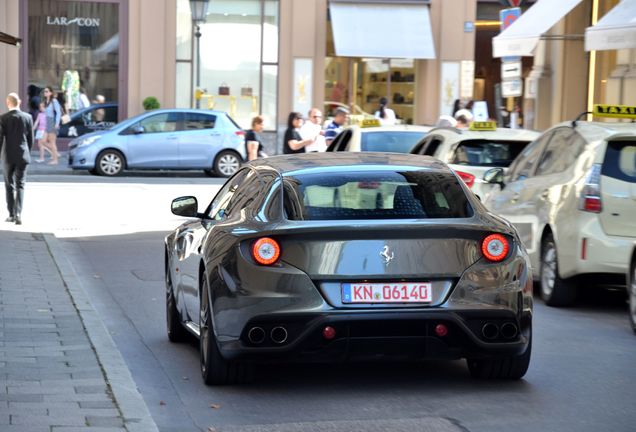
43, 233, 159, 432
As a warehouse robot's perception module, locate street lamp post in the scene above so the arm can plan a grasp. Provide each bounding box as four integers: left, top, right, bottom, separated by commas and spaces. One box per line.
190, 0, 209, 109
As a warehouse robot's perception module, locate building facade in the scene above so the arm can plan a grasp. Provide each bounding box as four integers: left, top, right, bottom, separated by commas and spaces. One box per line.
2, 0, 632, 153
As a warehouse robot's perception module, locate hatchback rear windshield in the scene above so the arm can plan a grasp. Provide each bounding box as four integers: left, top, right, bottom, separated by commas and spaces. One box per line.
452, 139, 530, 167
361, 132, 424, 153
283, 170, 473, 220
602, 140, 636, 183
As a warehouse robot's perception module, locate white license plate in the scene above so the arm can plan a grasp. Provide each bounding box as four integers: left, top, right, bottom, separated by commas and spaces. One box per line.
342, 283, 432, 303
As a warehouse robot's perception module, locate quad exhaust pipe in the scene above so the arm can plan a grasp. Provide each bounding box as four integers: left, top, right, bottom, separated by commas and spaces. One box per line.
270, 326, 288, 344
247, 327, 266, 344
481, 322, 518, 340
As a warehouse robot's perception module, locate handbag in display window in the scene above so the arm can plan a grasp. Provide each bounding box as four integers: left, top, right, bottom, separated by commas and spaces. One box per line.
218, 83, 230, 96
241, 84, 253, 97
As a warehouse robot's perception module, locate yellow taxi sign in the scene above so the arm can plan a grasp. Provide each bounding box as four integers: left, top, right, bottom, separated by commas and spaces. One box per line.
593, 104, 636, 119
359, 118, 381, 128
469, 121, 497, 131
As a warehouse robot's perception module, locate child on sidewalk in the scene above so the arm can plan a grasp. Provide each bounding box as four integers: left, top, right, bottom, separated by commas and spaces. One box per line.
33, 102, 51, 162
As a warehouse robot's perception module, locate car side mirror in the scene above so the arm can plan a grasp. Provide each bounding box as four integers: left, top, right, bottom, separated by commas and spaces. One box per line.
483, 168, 505, 188
171, 196, 198, 218
133, 125, 145, 134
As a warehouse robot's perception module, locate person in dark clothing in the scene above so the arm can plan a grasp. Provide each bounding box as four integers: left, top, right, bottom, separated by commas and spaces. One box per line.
245, 115, 267, 161
0, 93, 34, 225
283, 112, 315, 154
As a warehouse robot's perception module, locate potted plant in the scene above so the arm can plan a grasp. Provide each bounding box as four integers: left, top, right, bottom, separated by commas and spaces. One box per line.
142, 96, 160, 111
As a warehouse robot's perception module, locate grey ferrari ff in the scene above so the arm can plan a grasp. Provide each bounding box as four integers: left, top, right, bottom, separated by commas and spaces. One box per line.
165, 153, 533, 385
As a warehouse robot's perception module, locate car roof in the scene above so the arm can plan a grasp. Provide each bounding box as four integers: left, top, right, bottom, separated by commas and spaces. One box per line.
426, 127, 540, 141
249, 152, 449, 175
557, 121, 636, 142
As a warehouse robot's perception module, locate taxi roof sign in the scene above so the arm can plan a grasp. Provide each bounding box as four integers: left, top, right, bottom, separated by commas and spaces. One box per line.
469, 121, 497, 131
593, 104, 636, 120
359, 118, 381, 128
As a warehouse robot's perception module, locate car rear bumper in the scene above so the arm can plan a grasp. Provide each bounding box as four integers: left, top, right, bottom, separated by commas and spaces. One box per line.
217, 309, 532, 362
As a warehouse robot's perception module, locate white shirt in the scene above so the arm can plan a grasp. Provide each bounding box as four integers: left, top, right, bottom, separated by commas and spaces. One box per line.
299, 121, 326, 152
374, 108, 397, 126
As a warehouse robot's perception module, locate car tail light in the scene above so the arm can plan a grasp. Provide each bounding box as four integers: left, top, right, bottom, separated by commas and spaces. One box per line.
456, 170, 476, 188
482, 234, 510, 262
235, 130, 245, 137
252, 237, 281, 265
578, 163, 602, 213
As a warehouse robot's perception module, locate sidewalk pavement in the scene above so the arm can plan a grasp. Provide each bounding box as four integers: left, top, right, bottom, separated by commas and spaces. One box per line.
0, 229, 158, 432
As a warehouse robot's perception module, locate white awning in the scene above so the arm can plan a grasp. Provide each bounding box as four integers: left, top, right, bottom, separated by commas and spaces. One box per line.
585, 0, 636, 51
492, 0, 583, 58
329, 1, 436, 59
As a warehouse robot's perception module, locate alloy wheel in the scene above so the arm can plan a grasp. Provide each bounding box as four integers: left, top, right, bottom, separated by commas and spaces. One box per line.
541, 243, 557, 298
217, 154, 240, 176
99, 152, 122, 175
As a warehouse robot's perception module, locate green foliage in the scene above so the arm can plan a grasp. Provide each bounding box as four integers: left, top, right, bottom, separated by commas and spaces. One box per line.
142, 96, 160, 111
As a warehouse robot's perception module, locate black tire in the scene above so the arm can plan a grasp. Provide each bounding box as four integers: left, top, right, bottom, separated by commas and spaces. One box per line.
95, 149, 125, 176
213, 151, 242, 178
166, 268, 187, 343
467, 329, 532, 380
199, 273, 251, 385
629, 257, 636, 335
540, 233, 577, 306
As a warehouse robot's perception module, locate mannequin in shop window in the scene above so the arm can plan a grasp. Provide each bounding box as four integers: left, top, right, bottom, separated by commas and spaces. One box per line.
61, 70, 80, 112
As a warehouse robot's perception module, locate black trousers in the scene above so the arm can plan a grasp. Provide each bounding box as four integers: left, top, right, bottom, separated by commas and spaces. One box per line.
3, 161, 27, 218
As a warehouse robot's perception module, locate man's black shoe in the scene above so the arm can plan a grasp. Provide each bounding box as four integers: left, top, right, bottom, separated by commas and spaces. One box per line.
14, 217, 22, 225
5, 216, 15, 223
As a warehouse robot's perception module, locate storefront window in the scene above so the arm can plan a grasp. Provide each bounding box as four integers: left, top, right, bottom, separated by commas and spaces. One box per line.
175, 0, 279, 130
28, 0, 120, 112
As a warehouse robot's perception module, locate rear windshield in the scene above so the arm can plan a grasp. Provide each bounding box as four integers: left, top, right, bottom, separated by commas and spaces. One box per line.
452, 139, 530, 167
361, 132, 424, 153
602, 140, 636, 183
283, 170, 473, 220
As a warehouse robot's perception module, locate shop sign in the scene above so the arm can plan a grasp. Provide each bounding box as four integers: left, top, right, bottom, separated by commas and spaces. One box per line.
502, 78, 523, 97
46, 16, 101, 27
460, 60, 475, 99
501, 61, 522, 80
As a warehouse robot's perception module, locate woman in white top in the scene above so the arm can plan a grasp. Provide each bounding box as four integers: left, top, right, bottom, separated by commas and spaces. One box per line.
374, 97, 396, 126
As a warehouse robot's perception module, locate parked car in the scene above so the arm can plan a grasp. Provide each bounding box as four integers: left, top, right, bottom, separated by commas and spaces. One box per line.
68, 109, 246, 177
326, 121, 431, 153
410, 123, 540, 201
483, 113, 636, 310
58, 103, 118, 138
165, 152, 533, 385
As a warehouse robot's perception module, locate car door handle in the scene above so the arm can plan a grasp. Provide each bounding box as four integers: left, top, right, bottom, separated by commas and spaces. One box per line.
540, 190, 549, 200
510, 193, 520, 203
167, 135, 178, 140
210, 132, 221, 136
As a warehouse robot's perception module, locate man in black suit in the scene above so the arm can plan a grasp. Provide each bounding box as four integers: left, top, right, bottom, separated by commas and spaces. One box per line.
0, 93, 33, 225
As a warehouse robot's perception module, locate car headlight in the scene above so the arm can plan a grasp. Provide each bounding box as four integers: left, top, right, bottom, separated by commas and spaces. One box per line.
78, 135, 102, 147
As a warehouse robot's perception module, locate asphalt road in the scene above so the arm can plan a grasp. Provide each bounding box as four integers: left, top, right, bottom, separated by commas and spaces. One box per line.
6, 173, 636, 432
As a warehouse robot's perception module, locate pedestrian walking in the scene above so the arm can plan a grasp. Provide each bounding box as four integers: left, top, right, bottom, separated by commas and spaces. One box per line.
76, 87, 91, 110
374, 97, 396, 126
283, 112, 316, 154
300, 108, 326, 152
0, 92, 34, 225
42, 86, 61, 165
245, 115, 268, 161
33, 102, 51, 162
324, 107, 349, 147
454, 108, 473, 129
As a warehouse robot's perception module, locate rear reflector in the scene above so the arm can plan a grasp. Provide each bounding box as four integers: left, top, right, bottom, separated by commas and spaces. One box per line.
252, 237, 281, 265
456, 170, 476, 188
482, 234, 510, 262
581, 238, 587, 260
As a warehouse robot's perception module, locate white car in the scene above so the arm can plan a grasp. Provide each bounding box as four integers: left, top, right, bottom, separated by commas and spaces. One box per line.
326, 122, 432, 154
410, 124, 540, 201
483, 114, 636, 314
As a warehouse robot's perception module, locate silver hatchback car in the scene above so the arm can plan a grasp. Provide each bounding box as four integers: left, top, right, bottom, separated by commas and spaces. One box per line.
68, 109, 246, 177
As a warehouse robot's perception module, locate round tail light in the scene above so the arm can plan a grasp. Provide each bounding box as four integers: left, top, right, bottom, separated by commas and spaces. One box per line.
482, 234, 510, 262
252, 237, 281, 265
